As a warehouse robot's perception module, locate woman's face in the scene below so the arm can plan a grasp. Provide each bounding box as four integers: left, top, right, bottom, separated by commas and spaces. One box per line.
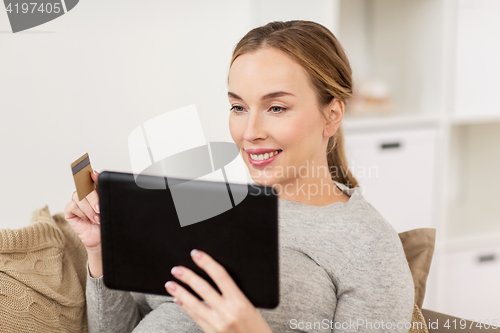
228, 47, 337, 187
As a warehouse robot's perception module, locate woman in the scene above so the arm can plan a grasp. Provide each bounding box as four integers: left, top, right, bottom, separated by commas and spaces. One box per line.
65, 20, 414, 332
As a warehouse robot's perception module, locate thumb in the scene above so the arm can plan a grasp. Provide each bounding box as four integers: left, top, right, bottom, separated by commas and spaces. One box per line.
91, 169, 99, 186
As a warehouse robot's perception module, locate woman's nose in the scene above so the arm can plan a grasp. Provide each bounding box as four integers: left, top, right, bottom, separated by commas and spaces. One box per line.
243, 111, 267, 142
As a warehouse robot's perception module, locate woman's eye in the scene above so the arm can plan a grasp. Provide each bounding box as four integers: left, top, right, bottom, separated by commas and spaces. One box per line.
230, 106, 245, 113
270, 106, 286, 114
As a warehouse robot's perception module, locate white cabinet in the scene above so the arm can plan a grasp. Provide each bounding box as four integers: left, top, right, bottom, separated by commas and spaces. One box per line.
454, 0, 500, 119
439, 244, 500, 321
337, 0, 500, 315
343, 126, 440, 233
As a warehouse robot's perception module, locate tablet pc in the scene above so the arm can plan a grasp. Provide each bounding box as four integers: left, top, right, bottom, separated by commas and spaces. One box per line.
98, 171, 279, 309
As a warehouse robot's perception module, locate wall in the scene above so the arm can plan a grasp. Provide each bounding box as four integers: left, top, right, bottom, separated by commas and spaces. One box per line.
0, 0, 338, 229
0, 0, 254, 228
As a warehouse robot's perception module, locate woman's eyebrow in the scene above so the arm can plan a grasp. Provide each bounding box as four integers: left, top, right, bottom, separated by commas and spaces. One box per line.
228, 91, 295, 101
227, 92, 243, 100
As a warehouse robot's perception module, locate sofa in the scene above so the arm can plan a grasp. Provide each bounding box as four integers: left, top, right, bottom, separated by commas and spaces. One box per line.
0, 206, 495, 332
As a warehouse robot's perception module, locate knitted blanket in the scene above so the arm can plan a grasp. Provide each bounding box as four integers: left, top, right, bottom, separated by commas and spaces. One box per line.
0, 206, 88, 332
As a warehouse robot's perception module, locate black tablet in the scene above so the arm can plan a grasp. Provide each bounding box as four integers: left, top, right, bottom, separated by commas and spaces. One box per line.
98, 171, 279, 309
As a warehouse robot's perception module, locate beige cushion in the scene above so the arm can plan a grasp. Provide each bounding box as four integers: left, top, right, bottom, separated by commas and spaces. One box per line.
398, 228, 436, 309
0, 206, 88, 332
398, 228, 436, 333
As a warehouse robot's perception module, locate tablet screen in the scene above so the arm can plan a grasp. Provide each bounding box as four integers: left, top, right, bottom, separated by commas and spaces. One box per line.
98, 171, 280, 309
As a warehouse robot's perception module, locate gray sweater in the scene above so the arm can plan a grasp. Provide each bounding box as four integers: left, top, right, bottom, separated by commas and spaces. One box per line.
86, 181, 414, 332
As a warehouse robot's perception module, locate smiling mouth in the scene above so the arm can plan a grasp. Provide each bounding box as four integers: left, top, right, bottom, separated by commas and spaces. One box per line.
248, 149, 282, 161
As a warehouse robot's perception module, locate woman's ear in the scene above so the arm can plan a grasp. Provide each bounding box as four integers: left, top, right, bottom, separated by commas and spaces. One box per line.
323, 98, 344, 138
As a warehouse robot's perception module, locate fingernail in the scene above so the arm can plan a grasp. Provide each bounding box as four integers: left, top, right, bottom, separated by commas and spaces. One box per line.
94, 215, 100, 224
93, 169, 98, 175
165, 281, 176, 291
173, 297, 182, 306
171, 266, 182, 276
190, 249, 202, 259
95, 204, 100, 213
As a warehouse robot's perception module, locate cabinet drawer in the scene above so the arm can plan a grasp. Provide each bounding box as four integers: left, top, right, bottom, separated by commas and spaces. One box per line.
343, 126, 439, 232
439, 245, 500, 321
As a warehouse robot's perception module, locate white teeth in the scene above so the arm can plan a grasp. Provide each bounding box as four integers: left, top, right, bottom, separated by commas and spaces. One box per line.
249, 150, 281, 161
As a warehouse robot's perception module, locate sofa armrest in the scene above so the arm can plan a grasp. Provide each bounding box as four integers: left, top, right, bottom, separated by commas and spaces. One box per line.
422, 308, 498, 332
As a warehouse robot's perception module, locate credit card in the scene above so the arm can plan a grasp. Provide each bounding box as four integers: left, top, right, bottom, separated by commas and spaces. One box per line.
71, 152, 95, 201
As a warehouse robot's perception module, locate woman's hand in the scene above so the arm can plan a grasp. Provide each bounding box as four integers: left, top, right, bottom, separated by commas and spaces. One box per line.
165, 249, 273, 333
64, 169, 102, 277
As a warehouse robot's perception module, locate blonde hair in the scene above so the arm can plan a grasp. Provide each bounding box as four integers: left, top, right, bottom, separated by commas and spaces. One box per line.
229, 20, 358, 189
